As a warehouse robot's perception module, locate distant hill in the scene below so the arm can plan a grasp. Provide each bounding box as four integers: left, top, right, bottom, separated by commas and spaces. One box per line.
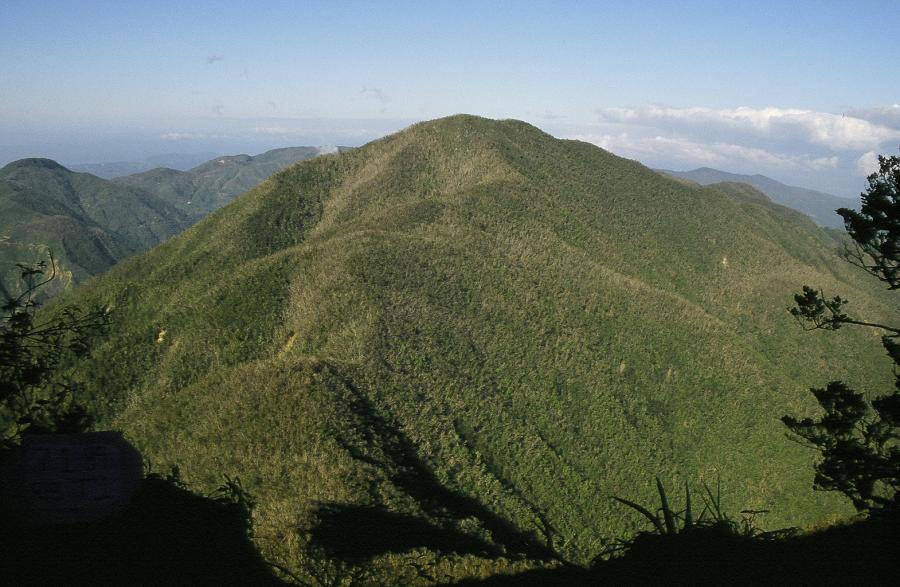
0, 158, 191, 298
113, 147, 337, 219
657, 167, 856, 229
56, 115, 893, 582
69, 153, 218, 179
0, 148, 334, 299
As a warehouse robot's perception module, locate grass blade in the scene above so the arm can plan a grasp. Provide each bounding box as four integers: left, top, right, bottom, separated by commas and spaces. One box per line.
612, 496, 665, 534
656, 477, 677, 535
684, 481, 694, 528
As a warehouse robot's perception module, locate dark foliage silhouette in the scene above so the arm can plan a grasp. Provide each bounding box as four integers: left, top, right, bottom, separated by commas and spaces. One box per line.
1, 254, 109, 447
0, 468, 287, 585
610, 476, 796, 545
448, 511, 900, 586
784, 154, 900, 513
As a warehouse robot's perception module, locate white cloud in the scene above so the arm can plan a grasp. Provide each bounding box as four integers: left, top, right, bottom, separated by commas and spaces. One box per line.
571, 131, 839, 171
595, 105, 900, 151
847, 104, 900, 131
856, 151, 880, 177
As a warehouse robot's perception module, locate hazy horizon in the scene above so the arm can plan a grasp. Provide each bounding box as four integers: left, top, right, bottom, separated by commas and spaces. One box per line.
2, 0, 898, 198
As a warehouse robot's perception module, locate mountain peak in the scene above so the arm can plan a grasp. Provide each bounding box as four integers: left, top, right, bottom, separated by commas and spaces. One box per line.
409, 113, 548, 136
375, 114, 555, 148
2, 158, 71, 174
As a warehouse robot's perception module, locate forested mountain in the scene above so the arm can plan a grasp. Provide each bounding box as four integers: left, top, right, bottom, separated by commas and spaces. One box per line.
69, 153, 218, 179
1, 148, 330, 299
55, 116, 893, 583
657, 167, 856, 229
706, 181, 835, 229
0, 158, 191, 299
114, 146, 329, 220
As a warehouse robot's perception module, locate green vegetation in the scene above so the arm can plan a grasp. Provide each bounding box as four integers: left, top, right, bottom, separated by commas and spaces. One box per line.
708, 181, 776, 206
0, 148, 324, 301
659, 166, 856, 229
0, 159, 191, 298
114, 146, 324, 220
1, 257, 108, 446
610, 475, 799, 557
1, 259, 289, 583
46, 115, 895, 583
785, 153, 900, 513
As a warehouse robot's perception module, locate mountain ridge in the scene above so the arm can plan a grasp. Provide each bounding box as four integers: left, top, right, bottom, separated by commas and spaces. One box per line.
53, 114, 893, 582
657, 166, 856, 229
0, 146, 332, 299
69, 152, 219, 179
113, 146, 329, 220
0, 158, 191, 297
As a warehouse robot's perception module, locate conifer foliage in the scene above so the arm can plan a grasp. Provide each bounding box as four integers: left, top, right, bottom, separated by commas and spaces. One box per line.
785, 154, 900, 513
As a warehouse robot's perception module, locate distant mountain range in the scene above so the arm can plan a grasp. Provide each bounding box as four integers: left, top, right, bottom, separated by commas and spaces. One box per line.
69, 153, 219, 179
0, 158, 191, 299
0, 147, 330, 298
55, 115, 892, 580
113, 146, 332, 220
657, 167, 857, 229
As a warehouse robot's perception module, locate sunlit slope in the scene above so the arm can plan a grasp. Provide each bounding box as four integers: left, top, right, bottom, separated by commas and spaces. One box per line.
62, 115, 894, 578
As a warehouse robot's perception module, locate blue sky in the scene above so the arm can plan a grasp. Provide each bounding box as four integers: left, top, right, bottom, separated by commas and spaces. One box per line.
1, 0, 898, 196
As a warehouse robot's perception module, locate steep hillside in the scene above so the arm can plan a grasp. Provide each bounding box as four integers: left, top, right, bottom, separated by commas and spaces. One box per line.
0, 159, 190, 298
58, 116, 894, 583
658, 167, 856, 229
114, 146, 326, 220
708, 181, 773, 205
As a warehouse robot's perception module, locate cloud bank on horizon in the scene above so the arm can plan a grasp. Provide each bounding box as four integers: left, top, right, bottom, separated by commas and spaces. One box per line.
3, 104, 896, 199
548, 103, 900, 198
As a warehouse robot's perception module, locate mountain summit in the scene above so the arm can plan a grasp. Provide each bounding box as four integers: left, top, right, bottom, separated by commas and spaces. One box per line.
3, 157, 71, 172
60, 115, 892, 581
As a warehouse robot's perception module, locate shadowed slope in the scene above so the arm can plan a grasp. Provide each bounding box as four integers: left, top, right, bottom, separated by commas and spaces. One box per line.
1, 475, 287, 585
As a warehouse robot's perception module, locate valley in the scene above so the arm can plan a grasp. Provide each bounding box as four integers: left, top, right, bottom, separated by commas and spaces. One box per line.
0, 147, 326, 299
